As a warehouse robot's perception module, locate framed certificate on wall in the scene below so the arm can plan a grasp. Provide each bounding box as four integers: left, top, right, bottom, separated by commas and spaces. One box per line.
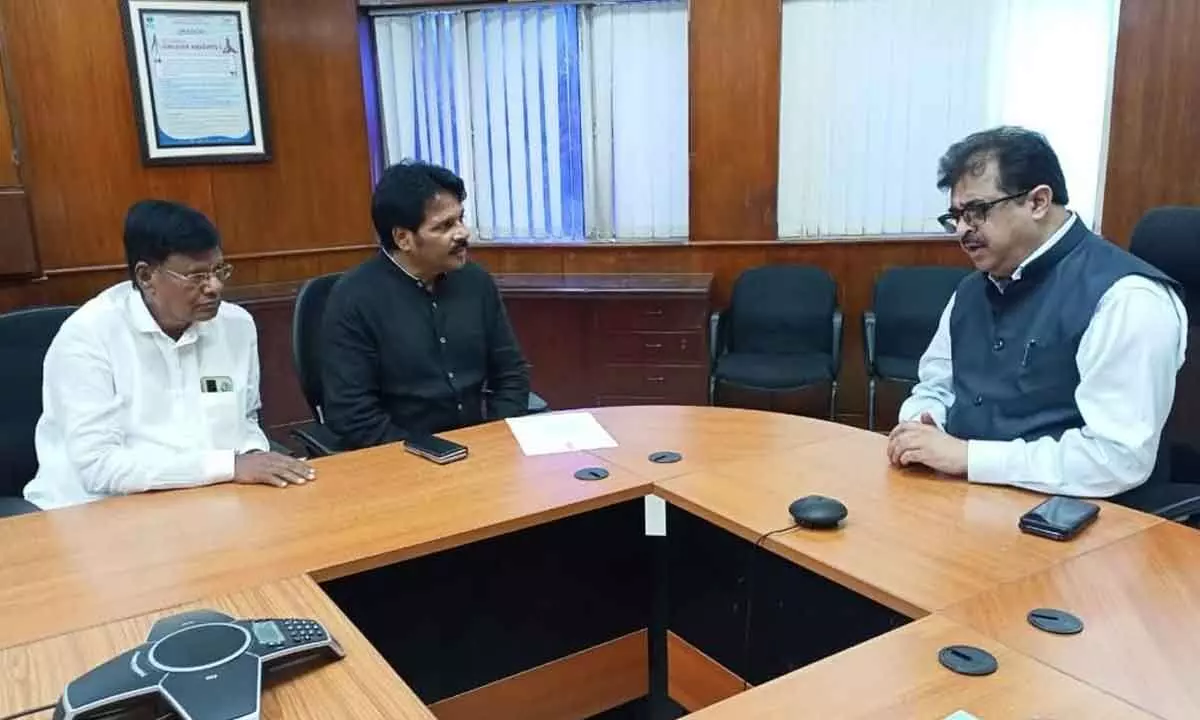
120, 0, 270, 165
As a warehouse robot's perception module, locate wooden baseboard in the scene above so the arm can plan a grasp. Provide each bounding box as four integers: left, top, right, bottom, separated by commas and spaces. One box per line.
429, 630, 649, 720
667, 631, 746, 712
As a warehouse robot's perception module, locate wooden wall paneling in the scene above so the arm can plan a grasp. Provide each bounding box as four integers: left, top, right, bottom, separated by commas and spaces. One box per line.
0, 45, 18, 187
0, 19, 40, 278
0, 0, 375, 306
0, 246, 377, 312
0, 0, 216, 272
0, 190, 38, 278
208, 0, 375, 257
689, 0, 782, 243
1102, 0, 1200, 244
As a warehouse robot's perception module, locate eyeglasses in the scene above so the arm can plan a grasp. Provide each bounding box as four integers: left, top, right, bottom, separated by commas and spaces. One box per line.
937, 191, 1030, 233
160, 263, 234, 287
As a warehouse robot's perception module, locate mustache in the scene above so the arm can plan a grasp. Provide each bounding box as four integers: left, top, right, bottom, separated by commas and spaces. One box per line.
960, 232, 984, 248
450, 239, 470, 253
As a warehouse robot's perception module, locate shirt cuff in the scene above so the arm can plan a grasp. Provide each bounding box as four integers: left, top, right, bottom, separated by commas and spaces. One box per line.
898, 402, 947, 429
966, 440, 1010, 485
240, 432, 271, 455
202, 450, 237, 485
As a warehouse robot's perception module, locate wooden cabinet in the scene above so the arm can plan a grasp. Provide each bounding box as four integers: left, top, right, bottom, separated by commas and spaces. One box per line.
497, 274, 714, 409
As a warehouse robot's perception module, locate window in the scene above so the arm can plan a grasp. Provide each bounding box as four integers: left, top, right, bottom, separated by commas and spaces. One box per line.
777, 0, 1121, 238
370, 0, 688, 242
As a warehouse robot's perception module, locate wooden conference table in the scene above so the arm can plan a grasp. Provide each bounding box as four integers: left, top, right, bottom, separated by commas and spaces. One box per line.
0, 406, 1197, 719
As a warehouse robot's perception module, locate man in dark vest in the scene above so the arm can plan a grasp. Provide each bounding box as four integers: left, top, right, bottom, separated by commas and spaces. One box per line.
888, 126, 1187, 498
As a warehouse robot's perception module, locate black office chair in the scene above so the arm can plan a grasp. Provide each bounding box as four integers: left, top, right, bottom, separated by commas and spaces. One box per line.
710, 265, 843, 419
863, 266, 970, 430
289, 272, 549, 457
0, 305, 76, 517
1118, 206, 1200, 524
290, 273, 348, 457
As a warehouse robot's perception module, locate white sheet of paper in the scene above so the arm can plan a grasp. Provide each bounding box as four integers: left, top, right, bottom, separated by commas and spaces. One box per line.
505, 411, 619, 456
942, 711, 981, 720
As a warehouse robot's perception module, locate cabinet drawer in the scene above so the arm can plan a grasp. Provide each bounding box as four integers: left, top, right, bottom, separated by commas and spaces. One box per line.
593, 299, 708, 332
598, 365, 709, 398
591, 331, 707, 364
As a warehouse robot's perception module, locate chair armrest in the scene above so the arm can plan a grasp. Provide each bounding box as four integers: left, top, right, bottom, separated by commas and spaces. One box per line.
483, 388, 549, 416
1115, 477, 1200, 521
709, 310, 723, 367
0, 496, 40, 518
831, 308, 844, 379
863, 310, 877, 376
1150, 492, 1200, 521
269, 439, 296, 456
290, 422, 345, 458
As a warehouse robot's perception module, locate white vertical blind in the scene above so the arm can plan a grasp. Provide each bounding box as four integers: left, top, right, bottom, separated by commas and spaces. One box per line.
778, 0, 1121, 238
373, 1, 688, 242
587, 2, 689, 238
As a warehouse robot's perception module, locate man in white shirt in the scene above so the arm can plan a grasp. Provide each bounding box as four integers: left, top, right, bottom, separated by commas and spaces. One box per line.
888, 126, 1187, 499
25, 200, 315, 510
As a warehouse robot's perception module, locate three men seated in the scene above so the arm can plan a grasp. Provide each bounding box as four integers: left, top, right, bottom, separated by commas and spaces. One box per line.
26, 127, 1186, 509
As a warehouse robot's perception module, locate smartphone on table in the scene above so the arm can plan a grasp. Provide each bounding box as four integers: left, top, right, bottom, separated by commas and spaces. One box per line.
1018, 495, 1100, 541
404, 434, 468, 465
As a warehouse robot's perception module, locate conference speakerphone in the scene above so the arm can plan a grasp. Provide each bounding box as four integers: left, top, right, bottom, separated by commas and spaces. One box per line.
53, 610, 344, 720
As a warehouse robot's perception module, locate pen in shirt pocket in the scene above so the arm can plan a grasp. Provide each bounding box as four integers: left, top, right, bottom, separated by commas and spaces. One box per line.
1021, 339, 1037, 368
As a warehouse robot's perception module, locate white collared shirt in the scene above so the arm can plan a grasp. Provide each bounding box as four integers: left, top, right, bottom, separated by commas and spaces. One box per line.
25, 282, 269, 509
899, 215, 1189, 497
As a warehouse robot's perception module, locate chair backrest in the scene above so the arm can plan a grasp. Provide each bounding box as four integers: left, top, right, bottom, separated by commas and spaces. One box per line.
0, 305, 76, 497
1129, 207, 1200, 478
291, 273, 343, 420
871, 265, 970, 361
725, 264, 838, 356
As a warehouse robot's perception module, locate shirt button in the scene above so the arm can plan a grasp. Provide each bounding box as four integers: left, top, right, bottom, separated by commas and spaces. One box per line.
974, 395, 984, 406
993, 339, 1005, 351
448, 371, 455, 380
439, 337, 447, 344
457, 403, 463, 411
432, 302, 438, 309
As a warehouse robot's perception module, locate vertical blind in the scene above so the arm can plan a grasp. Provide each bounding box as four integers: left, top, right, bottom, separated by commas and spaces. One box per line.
777, 0, 1121, 238
585, 2, 689, 238
373, 1, 688, 242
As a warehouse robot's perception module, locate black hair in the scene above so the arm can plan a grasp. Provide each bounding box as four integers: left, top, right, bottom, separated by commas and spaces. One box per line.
371, 160, 467, 250
936, 126, 1069, 206
123, 199, 222, 280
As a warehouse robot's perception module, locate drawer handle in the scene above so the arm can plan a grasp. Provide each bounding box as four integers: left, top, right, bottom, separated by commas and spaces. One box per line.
647, 376, 665, 383
644, 343, 664, 350
643, 309, 664, 317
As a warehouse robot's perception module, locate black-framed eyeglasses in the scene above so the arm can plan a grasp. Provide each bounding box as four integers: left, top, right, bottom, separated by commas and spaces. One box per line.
937, 191, 1030, 233
160, 263, 234, 287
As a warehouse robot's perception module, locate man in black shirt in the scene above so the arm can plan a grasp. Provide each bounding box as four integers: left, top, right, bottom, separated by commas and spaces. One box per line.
320, 161, 530, 449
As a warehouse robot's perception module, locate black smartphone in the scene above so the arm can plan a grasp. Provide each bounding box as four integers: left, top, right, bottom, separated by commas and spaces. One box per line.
1019, 496, 1100, 541
404, 434, 468, 465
